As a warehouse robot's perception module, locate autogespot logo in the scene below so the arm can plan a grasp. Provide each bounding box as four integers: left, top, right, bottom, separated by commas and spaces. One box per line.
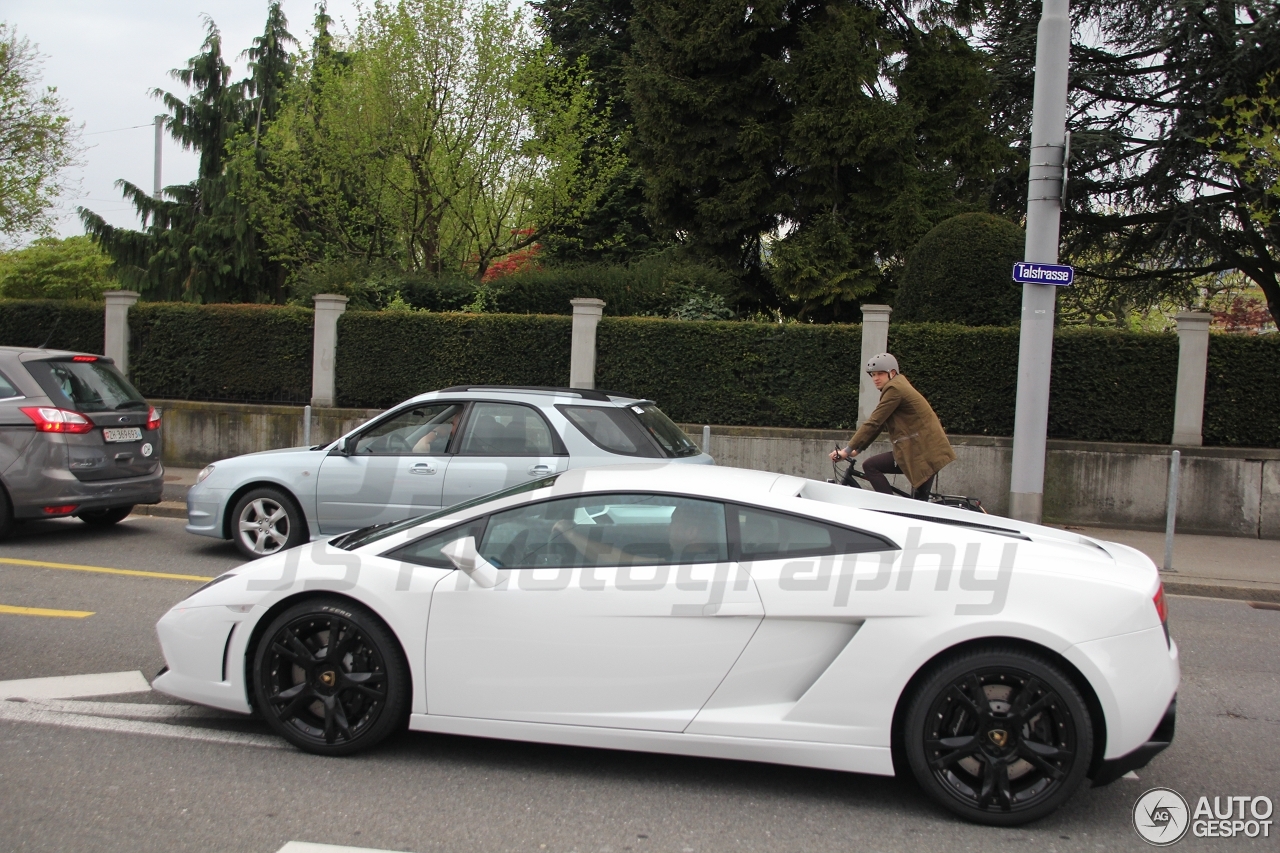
1134, 787, 1190, 846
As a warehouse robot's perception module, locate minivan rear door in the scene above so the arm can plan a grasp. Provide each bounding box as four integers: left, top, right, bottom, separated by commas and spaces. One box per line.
21, 355, 160, 481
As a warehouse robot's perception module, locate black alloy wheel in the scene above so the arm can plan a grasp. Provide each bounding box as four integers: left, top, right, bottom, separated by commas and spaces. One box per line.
78, 506, 133, 526
253, 598, 408, 755
0, 485, 12, 540
904, 646, 1093, 826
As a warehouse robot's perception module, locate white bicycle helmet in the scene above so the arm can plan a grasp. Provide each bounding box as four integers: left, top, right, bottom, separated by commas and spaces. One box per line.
865, 352, 899, 374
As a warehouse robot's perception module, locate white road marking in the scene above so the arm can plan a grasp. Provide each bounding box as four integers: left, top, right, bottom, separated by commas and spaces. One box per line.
0, 670, 282, 749
0, 670, 150, 700
277, 843, 416, 853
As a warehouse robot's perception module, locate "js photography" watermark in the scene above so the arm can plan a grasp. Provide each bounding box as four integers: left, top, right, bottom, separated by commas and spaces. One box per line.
1133, 787, 1274, 845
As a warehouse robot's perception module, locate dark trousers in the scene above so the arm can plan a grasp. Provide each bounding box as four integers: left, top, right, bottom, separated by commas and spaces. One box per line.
862, 451, 934, 500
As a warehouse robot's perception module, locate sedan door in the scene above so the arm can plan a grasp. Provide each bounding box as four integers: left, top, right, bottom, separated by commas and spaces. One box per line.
414, 492, 763, 732
440, 402, 568, 506
314, 403, 463, 533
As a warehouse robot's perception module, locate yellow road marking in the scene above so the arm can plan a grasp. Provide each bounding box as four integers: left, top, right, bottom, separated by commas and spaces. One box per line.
0, 604, 95, 619
0, 557, 212, 583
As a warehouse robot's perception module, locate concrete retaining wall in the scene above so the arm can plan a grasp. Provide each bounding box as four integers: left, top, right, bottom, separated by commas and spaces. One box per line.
690, 424, 1280, 538
151, 399, 1280, 538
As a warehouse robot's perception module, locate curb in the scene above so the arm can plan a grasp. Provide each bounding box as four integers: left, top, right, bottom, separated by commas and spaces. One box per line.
1163, 580, 1280, 605
131, 502, 187, 520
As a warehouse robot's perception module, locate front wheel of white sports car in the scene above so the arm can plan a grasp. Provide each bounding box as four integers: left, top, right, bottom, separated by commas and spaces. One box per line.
904, 645, 1094, 826
253, 598, 409, 755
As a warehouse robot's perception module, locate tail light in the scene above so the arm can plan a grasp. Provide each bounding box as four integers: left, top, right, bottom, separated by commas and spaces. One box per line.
21, 407, 95, 434
146, 406, 161, 431
1153, 583, 1170, 647
71, 355, 98, 362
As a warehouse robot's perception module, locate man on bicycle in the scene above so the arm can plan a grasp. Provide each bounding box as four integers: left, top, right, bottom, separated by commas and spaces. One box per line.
828, 353, 956, 500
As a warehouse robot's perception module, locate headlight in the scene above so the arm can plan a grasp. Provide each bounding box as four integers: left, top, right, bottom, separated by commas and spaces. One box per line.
196, 464, 215, 484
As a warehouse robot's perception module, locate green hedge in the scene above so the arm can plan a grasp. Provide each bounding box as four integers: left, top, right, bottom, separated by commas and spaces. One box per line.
335, 312, 572, 408
0, 298, 1276, 447
129, 303, 314, 403
1205, 333, 1280, 447
0, 299, 103, 353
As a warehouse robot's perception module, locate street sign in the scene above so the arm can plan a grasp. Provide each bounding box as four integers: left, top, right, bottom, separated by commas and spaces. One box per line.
1012, 262, 1074, 286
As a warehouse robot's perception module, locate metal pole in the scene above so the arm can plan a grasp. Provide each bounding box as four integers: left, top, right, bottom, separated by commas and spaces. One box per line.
1008, 0, 1071, 523
303, 404, 312, 447
1163, 450, 1180, 571
153, 116, 164, 199
702, 425, 710, 455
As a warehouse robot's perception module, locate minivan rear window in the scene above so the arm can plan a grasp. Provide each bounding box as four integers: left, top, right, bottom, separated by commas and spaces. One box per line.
27, 359, 146, 413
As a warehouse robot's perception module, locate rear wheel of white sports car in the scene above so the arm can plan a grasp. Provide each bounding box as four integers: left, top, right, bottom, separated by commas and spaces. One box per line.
253, 598, 408, 755
904, 646, 1093, 826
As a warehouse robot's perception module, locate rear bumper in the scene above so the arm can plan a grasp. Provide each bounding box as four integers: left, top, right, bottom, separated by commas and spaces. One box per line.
1091, 696, 1177, 786
9, 464, 165, 518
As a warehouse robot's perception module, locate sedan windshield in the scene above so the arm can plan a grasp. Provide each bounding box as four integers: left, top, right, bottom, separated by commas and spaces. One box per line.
331, 474, 560, 550
631, 404, 700, 457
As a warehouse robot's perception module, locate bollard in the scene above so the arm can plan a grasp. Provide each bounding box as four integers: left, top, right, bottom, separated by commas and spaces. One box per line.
303, 404, 312, 447
1163, 450, 1180, 571
702, 425, 710, 455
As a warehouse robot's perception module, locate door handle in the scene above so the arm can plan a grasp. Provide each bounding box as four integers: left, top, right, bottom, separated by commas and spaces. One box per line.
409, 462, 437, 475
527, 464, 553, 476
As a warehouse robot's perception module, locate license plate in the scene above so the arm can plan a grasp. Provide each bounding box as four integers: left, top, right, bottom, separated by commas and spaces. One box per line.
103, 427, 142, 443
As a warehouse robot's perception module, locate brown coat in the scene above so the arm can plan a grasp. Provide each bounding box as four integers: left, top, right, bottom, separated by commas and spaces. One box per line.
847, 374, 956, 488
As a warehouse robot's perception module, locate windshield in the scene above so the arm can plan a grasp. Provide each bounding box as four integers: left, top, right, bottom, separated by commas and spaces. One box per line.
331, 474, 560, 550
28, 359, 146, 412
632, 404, 700, 457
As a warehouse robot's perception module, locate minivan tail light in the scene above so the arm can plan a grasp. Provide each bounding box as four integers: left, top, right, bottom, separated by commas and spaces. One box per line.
20, 407, 95, 434
146, 406, 161, 431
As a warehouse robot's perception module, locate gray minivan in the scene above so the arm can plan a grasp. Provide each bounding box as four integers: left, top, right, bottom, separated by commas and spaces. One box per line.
0, 347, 163, 537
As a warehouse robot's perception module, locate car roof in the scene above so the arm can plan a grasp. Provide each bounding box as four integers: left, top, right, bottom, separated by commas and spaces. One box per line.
0, 346, 106, 361
407, 385, 648, 407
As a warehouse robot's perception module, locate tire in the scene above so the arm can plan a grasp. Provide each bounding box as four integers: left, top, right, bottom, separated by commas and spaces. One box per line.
230, 487, 307, 560
903, 645, 1093, 826
252, 597, 409, 756
0, 484, 12, 541
78, 506, 134, 526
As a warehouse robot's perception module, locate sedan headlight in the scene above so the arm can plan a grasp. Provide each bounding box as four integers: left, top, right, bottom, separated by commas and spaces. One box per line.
196, 464, 215, 484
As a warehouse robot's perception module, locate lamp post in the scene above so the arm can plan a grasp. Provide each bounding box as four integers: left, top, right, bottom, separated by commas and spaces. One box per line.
1008, 0, 1072, 523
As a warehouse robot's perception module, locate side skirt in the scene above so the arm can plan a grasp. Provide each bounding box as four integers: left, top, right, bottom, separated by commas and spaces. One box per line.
408, 713, 895, 776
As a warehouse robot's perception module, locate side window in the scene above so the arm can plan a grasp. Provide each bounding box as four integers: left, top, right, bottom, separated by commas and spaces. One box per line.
354, 403, 463, 456
478, 493, 728, 569
458, 402, 557, 456
557, 405, 662, 457
734, 506, 891, 559
0, 372, 19, 400
386, 519, 486, 568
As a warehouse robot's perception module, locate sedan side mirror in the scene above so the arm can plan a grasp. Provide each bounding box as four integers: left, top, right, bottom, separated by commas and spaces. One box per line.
440, 536, 501, 588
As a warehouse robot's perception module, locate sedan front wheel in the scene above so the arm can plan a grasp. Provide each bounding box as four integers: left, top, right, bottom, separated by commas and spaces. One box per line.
231, 487, 306, 559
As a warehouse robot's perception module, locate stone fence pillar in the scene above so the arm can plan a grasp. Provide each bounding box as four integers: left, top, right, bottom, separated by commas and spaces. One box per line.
569, 298, 605, 389
858, 304, 892, 424
103, 290, 140, 375
311, 294, 349, 408
1172, 311, 1211, 446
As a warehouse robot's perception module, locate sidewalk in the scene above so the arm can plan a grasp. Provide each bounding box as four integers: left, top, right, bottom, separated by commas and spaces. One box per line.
137, 468, 1280, 602
1067, 525, 1280, 603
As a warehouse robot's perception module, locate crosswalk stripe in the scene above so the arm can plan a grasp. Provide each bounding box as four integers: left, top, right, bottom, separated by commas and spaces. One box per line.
277, 842, 416, 853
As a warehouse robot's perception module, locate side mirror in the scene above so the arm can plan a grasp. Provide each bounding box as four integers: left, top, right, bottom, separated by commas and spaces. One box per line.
339, 435, 358, 456
440, 536, 501, 588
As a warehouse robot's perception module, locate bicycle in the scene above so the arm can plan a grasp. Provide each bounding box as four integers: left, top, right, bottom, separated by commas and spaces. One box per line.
828, 448, 986, 513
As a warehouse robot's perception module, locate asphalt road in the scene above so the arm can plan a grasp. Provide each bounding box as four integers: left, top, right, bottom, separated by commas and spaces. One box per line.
0, 514, 1277, 853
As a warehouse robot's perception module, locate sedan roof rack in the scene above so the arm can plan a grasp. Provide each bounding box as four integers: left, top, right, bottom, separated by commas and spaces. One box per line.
436, 385, 632, 402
